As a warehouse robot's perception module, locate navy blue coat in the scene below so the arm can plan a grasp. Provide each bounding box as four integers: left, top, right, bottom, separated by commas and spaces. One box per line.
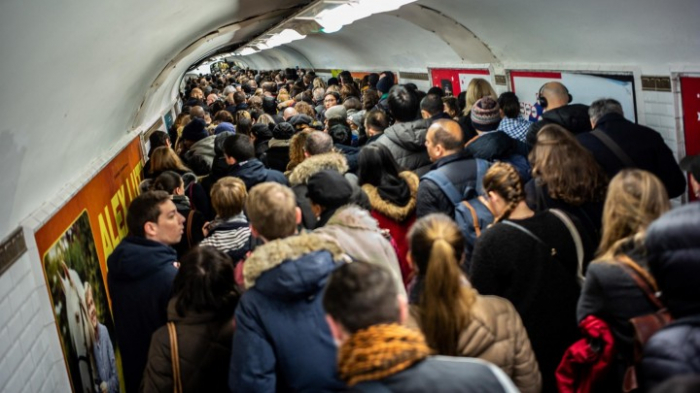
225, 158, 288, 192
107, 236, 178, 393
641, 316, 700, 391
229, 235, 345, 392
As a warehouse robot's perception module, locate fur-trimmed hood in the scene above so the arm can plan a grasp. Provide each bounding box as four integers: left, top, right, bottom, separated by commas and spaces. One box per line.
288, 152, 349, 186
244, 233, 345, 290
362, 171, 419, 222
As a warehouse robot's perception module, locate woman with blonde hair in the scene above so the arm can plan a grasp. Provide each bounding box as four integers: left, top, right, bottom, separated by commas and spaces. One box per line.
458, 78, 498, 140
470, 162, 595, 393
407, 214, 541, 393
527, 124, 608, 241
576, 169, 670, 391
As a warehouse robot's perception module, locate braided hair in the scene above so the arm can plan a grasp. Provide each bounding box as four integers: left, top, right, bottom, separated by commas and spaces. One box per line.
482, 162, 525, 223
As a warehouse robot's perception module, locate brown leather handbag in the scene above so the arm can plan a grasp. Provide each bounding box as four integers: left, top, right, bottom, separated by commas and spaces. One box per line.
167, 322, 184, 393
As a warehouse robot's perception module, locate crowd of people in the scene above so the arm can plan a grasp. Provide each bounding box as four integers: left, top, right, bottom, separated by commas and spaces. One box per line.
105, 66, 700, 392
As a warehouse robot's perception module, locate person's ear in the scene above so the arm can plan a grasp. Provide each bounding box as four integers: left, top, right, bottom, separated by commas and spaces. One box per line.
224, 154, 236, 165
421, 110, 430, 120
325, 315, 347, 345
250, 224, 260, 239
397, 295, 408, 325
295, 207, 302, 225
406, 252, 415, 272
144, 221, 158, 238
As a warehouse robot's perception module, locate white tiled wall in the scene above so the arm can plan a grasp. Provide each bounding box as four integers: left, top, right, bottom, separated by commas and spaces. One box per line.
641, 90, 682, 159
0, 250, 71, 393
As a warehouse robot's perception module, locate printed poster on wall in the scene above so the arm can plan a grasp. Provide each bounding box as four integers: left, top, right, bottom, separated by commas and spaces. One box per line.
428, 68, 490, 97
680, 76, 700, 201
509, 71, 637, 123
34, 136, 144, 393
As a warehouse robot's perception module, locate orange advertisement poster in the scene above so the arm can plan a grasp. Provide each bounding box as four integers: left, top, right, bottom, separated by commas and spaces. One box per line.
34, 136, 143, 392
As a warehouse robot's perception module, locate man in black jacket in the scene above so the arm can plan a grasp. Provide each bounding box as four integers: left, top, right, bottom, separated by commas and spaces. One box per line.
107, 191, 183, 393
323, 261, 518, 393
525, 81, 591, 147
223, 134, 288, 191
416, 119, 478, 218
578, 98, 686, 198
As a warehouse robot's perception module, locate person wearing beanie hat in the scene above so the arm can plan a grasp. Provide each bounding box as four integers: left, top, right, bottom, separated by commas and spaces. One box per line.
266, 122, 294, 172
306, 169, 353, 228
250, 123, 273, 160
470, 97, 501, 132
327, 77, 339, 86
465, 97, 531, 182
181, 118, 208, 143
214, 121, 235, 135
324, 105, 347, 122
289, 114, 313, 131
376, 74, 395, 96
329, 123, 360, 174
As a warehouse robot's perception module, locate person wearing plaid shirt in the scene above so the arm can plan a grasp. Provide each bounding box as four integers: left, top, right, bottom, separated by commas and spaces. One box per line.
497, 92, 532, 142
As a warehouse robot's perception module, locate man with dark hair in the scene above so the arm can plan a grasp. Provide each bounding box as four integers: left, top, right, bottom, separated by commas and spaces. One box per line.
497, 92, 531, 142
577, 98, 686, 198
107, 191, 184, 393
525, 81, 591, 147
323, 262, 518, 392
417, 119, 478, 219
420, 93, 450, 122
375, 85, 432, 175
364, 109, 389, 144
225, 91, 248, 117
223, 134, 287, 191
229, 183, 347, 392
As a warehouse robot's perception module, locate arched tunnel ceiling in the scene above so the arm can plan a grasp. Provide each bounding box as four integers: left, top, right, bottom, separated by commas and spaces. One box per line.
1, 0, 700, 240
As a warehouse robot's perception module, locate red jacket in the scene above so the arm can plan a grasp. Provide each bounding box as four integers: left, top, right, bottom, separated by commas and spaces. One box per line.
372, 211, 415, 286
556, 315, 616, 393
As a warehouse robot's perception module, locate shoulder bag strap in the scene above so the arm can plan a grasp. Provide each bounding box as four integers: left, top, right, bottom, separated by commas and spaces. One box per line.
186, 210, 195, 249
614, 256, 665, 310
591, 129, 635, 167
502, 220, 557, 257
167, 322, 183, 393
549, 209, 585, 285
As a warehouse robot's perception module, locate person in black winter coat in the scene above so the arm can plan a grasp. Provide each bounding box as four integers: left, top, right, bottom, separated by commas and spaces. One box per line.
107, 191, 184, 393
265, 122, 294, 172
578, 98, 686, 198
222, 134, 287, 192
416, 119, 478, 219
201, 131, 233, 195
250, 123, 273, 160
329, 123, 360, 173
469, 163, 595, 393
525, 82, 592, 147
641, 203, 700, 391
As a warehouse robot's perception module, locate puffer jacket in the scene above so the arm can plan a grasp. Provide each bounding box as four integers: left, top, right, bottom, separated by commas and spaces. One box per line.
375, 119, 432, 175
229, 233, 347, 392
640, 203, 700, 391
225, 158, 288, 192
465, 131, 531, 182
185, 134, 216, 171
315, 205, 406, 297
525, 104, 592, 147
408, 295, 542, 393
362, 171, 419, 286
142, 299, 235, 393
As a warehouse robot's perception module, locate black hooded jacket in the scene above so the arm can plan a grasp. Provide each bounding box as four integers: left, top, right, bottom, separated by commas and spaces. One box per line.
107, 236, 178, 393
525, 104, 592, 147
225, 158, 288, 191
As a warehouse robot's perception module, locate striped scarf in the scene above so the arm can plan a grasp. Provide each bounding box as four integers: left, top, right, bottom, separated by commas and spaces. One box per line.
338, 324, 432, 386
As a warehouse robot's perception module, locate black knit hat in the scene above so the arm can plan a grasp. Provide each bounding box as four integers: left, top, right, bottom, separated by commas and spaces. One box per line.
289, 114, 313, 131
251, 123, 273, 141
471, 97, 501, 132
181, 118, 208, 142
272, 122, 295, 140
329, 124, 352, 146
306, 170, 353, 208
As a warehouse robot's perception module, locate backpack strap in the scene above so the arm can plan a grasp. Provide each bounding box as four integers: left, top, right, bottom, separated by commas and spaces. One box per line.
549, 209, 585, 285
474, 158, 490, 196
502, 220, 557, 257
167, 322, 183, 393
421, 170, 463, 205
462, 196, 495, 237
590, 129, 635, 167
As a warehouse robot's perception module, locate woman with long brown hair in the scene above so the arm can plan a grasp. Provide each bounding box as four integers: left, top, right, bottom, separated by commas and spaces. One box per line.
527, 124, 608, 241
407, 213, 541, 393
148, 146, 193, 179
470, 162, 595, 393
576, 169, 670, 391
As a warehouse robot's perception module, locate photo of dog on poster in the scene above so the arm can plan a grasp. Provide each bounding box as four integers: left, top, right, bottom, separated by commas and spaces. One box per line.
42, 210, 122, 393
